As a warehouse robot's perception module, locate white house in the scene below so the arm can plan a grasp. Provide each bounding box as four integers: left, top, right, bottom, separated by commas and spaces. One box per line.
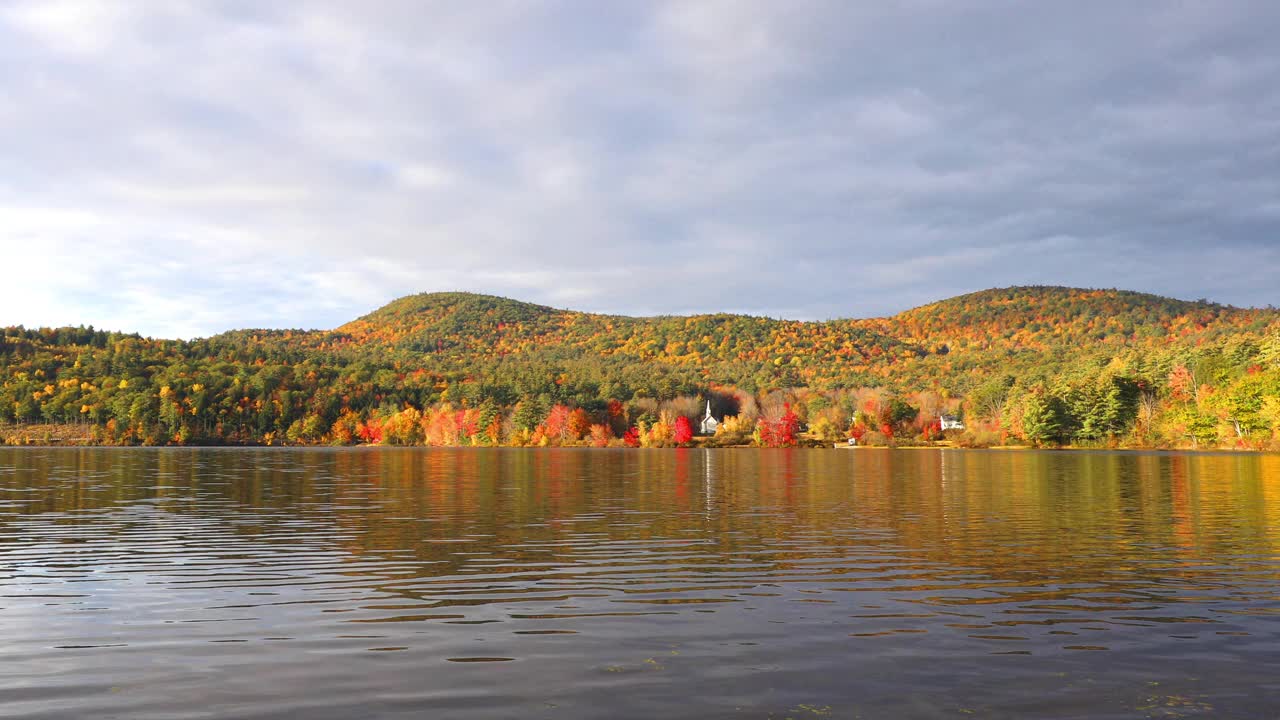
700, 400, 719, 435
939, 413, 965, 431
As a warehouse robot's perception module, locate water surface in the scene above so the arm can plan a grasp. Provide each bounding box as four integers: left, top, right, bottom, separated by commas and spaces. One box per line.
2, 448, 1278, 718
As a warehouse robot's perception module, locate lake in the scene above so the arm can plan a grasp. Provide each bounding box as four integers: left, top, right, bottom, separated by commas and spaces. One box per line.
1, 448, 1277, 719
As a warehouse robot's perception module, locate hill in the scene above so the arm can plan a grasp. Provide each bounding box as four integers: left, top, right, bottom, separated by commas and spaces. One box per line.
331, 286, 1276, 390
331, 290, 922, 388
881, 286, 1255, 349
2, 286, 1278, 449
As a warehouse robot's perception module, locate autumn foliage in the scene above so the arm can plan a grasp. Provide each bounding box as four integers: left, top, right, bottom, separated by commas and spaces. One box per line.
4, 287, 1280, 451
622, 427, 640, 447
673, 416, 693, 446
756, 403, 800, 448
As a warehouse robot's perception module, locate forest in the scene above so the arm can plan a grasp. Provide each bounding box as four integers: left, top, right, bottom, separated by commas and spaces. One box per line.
2, 286, 1279, 450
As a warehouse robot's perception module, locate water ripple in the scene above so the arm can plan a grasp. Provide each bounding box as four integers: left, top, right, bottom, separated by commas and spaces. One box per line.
2, 447, 1278, 719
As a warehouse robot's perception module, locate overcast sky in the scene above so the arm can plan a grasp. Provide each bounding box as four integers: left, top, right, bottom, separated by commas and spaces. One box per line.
2, 1, 1278, 338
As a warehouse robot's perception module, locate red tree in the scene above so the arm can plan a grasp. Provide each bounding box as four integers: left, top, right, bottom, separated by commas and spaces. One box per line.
456, 409, 479, 440
544, 404, 573, 443
776, 404, 800, 446
673, 416, 693, 445
357, 417, 383, 444
848, 423, 867, 442
758, 404, 800, 448
622, 426, 641, 447
757, 418, 776, 447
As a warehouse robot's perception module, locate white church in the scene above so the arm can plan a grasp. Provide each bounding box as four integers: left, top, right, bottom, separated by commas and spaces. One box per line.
700, 400, 719, 435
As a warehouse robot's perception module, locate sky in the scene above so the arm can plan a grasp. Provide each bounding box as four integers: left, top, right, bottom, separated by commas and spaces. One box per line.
2, 1, 1278, 339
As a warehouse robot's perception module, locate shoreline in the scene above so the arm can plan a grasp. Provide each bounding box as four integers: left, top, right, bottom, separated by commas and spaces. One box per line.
2, 422, 1269, 454
1, 440, 1272, 455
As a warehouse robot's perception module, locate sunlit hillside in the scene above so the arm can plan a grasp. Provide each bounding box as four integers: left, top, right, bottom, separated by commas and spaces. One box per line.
3, 287, 1278, 449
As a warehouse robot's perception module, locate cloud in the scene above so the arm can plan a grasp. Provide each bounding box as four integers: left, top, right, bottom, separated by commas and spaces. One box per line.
3, 0, 135, 55
0, 0, 1277, 337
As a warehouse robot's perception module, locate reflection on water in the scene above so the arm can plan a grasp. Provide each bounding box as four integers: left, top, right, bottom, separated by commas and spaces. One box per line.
1, 448, 1278, 719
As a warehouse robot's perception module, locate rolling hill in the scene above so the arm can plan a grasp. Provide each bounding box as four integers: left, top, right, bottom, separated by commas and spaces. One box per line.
2, 286, 1278, 448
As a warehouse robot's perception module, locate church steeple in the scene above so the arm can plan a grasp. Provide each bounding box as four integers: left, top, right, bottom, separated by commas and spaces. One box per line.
700, 400, 719, 435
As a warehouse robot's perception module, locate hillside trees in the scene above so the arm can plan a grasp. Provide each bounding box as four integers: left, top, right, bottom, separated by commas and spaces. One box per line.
1020, 389, 1068, 446
3, 287, 1280, 450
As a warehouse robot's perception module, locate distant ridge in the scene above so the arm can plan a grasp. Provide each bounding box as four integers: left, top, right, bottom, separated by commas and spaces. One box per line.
331, 285, 1269, 363
343, 285, 1237, 330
